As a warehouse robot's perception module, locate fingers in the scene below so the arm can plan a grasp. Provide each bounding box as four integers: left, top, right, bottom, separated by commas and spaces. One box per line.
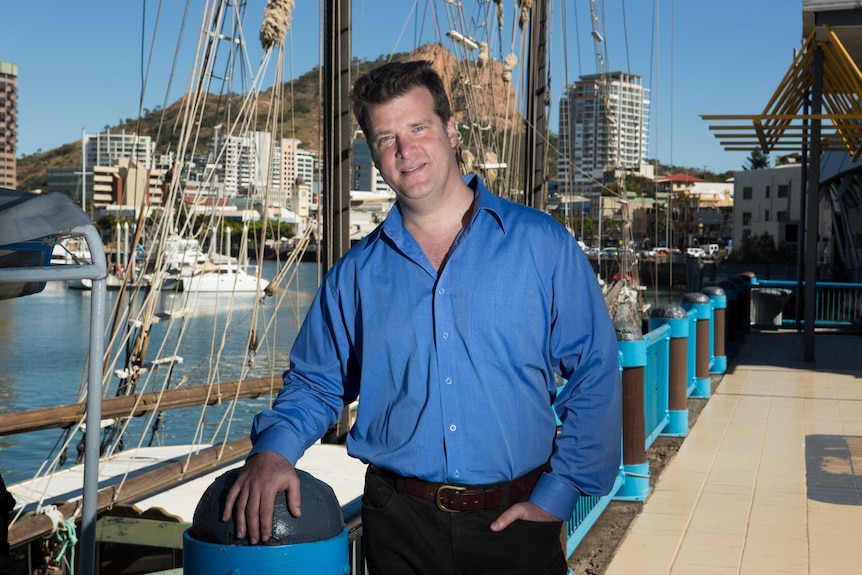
490, 502, 560, 532
490, 505, 522, 532
256, 487, 273, 543
220, 453, 300, 544
222, 478, 239, 523
248, 486, 263, 543
286, 473, 303, 518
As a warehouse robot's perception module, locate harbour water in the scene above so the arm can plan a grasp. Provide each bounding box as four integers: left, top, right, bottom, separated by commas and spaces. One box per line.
0, 260, 320, 485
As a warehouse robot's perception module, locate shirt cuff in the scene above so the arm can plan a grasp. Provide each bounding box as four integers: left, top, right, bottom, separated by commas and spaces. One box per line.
528, 472, 581, 521
250, 428, 304, 465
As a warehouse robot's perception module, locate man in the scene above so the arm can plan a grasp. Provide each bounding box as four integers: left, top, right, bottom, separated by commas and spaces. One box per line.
224, 60, 621, 575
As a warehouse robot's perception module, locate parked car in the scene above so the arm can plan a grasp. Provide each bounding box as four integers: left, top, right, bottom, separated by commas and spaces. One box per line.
685, 247, 707, 258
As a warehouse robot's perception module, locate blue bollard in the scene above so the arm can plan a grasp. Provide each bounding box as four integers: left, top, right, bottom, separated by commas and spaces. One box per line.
184, 468, 350, 575
614, 321, 651, 501
680, 292, 712, 399
702, 285, 727, 374
649, 305, 689, 437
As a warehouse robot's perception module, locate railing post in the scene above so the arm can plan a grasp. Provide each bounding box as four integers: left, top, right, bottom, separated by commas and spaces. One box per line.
702, 285, 727, 374
614, 321, 651, 501
718, 279, 738, 358
680, 292, 712, 399
649, 305, 689, 437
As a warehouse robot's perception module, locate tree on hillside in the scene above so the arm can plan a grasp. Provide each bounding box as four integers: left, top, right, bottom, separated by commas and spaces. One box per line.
742, 149, 771, 170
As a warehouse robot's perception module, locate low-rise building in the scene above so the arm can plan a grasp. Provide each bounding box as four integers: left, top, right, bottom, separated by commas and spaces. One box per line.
732, 162, 830, 265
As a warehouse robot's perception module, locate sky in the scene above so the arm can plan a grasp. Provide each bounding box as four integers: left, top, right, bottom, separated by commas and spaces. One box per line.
1, 1, 805, 174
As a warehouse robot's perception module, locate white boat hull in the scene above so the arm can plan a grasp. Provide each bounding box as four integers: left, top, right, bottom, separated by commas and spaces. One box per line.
181, 269, 269, 293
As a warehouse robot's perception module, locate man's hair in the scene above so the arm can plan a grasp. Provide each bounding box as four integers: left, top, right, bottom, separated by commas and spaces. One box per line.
350, 60, 453, 138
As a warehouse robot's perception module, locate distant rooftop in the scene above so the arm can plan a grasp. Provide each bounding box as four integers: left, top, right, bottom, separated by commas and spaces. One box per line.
654, 173, 707, 184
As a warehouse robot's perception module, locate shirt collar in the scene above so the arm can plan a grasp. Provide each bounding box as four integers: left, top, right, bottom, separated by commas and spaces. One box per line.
382, 175, 507, 241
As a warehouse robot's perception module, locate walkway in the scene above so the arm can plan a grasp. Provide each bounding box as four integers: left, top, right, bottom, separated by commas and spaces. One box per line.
604, 330, 862, 575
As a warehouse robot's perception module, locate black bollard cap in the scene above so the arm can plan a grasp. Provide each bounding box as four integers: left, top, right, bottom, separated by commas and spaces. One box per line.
190, 467, 344, 546
614, 320, 643, 341
702, 285, 726, 297
649, 304, 688, 319
681, 292, 710, 305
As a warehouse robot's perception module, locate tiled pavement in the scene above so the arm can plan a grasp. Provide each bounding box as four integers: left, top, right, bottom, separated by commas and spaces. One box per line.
604, 330, 862, 575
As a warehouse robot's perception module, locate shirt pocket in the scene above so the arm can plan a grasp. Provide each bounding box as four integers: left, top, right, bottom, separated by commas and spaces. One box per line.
469, 284, 547, 367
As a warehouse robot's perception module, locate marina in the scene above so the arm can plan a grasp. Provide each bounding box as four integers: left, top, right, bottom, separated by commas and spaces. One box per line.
2, 0, 862, 574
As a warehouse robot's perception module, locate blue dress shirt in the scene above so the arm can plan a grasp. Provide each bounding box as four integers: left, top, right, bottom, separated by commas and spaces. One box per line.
251, 175, 622, 520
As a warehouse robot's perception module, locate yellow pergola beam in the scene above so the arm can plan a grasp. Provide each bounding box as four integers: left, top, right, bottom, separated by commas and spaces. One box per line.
702, 25, 862, 156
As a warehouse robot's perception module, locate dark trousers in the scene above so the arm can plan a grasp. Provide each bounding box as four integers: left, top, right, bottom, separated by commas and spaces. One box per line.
361, 467, 568, 575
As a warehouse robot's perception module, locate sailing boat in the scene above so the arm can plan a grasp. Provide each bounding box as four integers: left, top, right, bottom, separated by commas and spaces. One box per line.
1, 2, 354, 573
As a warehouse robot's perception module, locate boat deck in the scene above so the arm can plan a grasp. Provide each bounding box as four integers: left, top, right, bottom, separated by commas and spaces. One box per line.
604, 330, 862, 575
10, 442, 366, 523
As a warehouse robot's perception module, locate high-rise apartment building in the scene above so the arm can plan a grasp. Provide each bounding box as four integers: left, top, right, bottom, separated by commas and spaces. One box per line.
216, 131, 281, 201
84, 129, 154, 170
558, 71, 650, 196
0, 62, 18, 189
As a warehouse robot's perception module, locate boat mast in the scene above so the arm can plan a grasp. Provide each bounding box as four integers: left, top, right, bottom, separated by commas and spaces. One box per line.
523, 0, 549, 211
320, 0, 353, 443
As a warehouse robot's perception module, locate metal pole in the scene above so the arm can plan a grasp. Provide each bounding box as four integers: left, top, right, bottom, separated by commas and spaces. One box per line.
804, 43, 823, 361
796, 98, 808, 332
78, 225, 107, 575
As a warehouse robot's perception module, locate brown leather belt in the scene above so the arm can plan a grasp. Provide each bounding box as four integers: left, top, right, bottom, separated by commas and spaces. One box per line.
370, 464, 545, 512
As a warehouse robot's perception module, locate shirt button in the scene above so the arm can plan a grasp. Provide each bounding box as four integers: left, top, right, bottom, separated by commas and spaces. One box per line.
438, 288, 445, 295
445, 377, 452, 385
453, 470, 461, 478
449, 424, 456, 432
442, 331, 449, 339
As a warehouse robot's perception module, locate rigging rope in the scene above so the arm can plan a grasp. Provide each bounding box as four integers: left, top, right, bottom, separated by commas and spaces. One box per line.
260, 0, 294, 50
51, 519, 78, 573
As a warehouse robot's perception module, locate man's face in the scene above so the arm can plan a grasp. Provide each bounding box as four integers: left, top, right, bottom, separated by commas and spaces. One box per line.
365, 86, 458, 204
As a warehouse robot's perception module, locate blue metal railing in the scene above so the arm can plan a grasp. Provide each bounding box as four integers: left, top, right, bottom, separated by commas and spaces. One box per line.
643, 325, 670, 450
750, 279, 862, 328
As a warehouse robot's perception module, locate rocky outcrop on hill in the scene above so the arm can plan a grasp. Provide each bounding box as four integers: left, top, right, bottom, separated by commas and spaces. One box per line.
407, 43, 522, 134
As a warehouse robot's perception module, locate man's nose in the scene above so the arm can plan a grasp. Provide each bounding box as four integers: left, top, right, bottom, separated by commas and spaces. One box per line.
395, 136, 416, 158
